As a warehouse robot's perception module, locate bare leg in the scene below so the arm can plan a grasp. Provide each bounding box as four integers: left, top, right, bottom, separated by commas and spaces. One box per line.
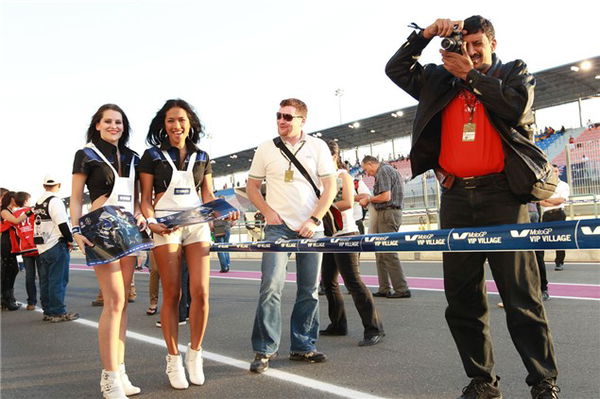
184, 242, 211, 350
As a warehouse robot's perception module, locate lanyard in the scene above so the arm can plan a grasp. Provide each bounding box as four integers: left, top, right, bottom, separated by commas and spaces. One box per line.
279, 140, 307, 171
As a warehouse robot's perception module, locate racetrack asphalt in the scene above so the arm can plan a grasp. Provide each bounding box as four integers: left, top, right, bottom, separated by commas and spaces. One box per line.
2, 258, 599, 398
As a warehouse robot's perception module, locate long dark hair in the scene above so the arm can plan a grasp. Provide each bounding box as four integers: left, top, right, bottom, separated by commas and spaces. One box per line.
86, 104, 131, 148
1, 191, 15, 210
327, 140, 346, 170
146, 99, 205, 147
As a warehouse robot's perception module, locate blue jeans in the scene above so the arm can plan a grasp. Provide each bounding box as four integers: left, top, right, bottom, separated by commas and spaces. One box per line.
23, 256, 41, 306
215, 230, 231, 271
251, 224, 323, 355
38, 241, 70, 316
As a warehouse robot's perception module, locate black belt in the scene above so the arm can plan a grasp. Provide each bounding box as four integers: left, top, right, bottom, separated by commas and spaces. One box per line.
455, 173, 505, 189
544, 208, 565, 214
378, 206, 402, 210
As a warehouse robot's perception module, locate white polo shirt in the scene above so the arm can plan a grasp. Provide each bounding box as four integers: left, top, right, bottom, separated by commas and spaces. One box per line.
248, 133, 336, 231
542, 179, 570, 212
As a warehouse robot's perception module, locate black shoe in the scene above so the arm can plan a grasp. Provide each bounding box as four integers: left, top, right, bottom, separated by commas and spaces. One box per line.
219, 268, 230, 273
372, 292, 389, 298
531, 379, 560, 399
358, 333, 385, 347
554, 263, 564, 271
541, 290, 550, 301
387, 290, 412, 298
319, 325, 347, 336
289, 351, 327, 363
250, 352, 278, 373
459, 378, 502, 399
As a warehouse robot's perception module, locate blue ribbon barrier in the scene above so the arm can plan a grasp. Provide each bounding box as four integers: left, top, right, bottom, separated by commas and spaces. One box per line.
211, 219, 600, 253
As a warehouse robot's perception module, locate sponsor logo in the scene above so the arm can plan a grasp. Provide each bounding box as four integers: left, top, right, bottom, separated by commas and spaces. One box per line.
256, 243, 272, 248
118, 195, 132, 202
510, 228, 553, 238
581, 226, 600, 235
364, 236, 389, 243
174, 188, 191, 195
405, 234, 434, 241
452, 232, 486, 240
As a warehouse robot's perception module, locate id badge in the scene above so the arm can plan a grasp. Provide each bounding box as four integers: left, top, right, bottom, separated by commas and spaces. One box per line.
284, 170, 294, 182
462, 123, 476, 142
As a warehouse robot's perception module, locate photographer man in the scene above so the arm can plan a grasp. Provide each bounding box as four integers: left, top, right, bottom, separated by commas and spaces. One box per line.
385, 16, 559, 399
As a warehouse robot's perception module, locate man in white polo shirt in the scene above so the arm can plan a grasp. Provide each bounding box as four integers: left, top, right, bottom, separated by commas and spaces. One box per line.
246, 98, 336, 373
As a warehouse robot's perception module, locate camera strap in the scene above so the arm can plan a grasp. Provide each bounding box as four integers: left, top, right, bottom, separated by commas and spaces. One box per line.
407, 22, 425, 32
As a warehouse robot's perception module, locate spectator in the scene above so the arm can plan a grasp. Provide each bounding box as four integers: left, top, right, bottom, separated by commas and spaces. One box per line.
33, 176, 79, 322
359, 155, 411, 298
212, 218, 232, 273
540, 165, 570, 271
1, 191, 27, 310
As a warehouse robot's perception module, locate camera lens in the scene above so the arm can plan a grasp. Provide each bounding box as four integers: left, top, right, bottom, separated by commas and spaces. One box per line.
441, 38, 455, 50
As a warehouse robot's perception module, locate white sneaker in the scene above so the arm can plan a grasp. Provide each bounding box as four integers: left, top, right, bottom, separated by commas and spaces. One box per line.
185, 343, 205, 385
100, 369, 128, 399
165, 354, 189, 389
119, 364, 141, 396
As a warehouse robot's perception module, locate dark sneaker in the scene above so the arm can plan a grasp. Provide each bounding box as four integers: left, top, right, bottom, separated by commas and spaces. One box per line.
372, 292, 389, 298
387, 290, 412, 298
542, 291, 550, 301
531, 379, 560, 399
289, 351, 327, 363
459, 378, 502, 399
91, 299, 104, 306
43, 314, 52, 321
358, 333, 385, 347
319, 326, 347, 336
49, 312, 80, 323
554, 263, 564, 271
155, 320, 186, 328
250, 352, 278, 373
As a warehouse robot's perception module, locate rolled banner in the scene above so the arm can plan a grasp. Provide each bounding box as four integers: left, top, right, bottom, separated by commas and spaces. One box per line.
210, 219, 600, 253
79, 206, 154, 266
156, 198, 237, 229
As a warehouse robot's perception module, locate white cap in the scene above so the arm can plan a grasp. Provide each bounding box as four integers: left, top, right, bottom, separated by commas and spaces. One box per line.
43, 174, 61, 186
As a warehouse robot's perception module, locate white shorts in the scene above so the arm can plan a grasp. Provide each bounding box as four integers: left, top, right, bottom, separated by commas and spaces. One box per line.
153, 223, 211, 247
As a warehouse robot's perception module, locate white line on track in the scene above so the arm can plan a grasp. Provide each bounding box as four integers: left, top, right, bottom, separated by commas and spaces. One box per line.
46, 310, 390, 399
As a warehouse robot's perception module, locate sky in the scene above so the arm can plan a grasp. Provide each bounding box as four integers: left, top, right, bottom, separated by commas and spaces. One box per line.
1, 0, 599, 199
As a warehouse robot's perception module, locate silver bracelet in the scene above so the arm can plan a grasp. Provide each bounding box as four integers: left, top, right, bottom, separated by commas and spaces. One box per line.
71, 226, 81, 234
146, 217, 158, 225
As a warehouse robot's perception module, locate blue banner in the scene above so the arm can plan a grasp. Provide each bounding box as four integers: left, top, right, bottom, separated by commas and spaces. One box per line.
210, 220, 600, 253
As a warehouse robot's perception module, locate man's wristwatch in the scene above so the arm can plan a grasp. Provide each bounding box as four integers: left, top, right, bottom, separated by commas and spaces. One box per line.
310, 216, 321, 226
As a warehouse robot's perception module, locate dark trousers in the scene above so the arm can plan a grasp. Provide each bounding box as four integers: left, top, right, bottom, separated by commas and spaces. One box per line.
541, 209, 567, 266
321, 238, 384, 338
529, 212, 548, 292
440, 176, 558, 386
1, 253, 19, 305
23, 255, 41, 306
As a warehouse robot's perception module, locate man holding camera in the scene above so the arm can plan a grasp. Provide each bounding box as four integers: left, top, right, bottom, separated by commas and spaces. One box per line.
385, 16, 559, 399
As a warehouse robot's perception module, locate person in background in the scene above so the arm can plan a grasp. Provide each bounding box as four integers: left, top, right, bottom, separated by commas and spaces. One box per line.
71, 103, 144, 398
212, 217, 232, 273
540, 165, 570, 271
1, 191, 27, 310
12, 191, 41, 310
359, 156, 411, 299
320, 141, 385, 346
353, 177, 370, 235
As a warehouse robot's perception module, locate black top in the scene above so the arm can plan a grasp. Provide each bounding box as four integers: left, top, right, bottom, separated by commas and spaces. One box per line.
72, 137, 140, 203
138, 139, 212, 195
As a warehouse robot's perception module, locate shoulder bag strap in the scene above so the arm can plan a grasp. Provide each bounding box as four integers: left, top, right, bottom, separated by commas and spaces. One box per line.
272, 137, 321, 198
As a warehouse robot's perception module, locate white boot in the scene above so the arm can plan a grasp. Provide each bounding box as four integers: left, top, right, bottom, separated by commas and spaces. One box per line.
119, 364, 141, 396
165, 354, 189, 389
185, 343, 205, 385
100, 369, 128, 399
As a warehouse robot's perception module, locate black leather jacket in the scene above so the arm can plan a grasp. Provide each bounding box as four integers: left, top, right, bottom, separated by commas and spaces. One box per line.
385, 30, 550, 197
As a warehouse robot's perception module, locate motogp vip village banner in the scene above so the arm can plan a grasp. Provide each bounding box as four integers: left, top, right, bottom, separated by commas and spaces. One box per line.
211, 220, 600, 253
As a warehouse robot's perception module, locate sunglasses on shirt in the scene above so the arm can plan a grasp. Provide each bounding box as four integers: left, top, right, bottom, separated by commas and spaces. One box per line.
276, 112, 303, 122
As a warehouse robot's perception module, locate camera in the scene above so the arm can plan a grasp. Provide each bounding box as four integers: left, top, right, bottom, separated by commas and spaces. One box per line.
441, 29, 463, 54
